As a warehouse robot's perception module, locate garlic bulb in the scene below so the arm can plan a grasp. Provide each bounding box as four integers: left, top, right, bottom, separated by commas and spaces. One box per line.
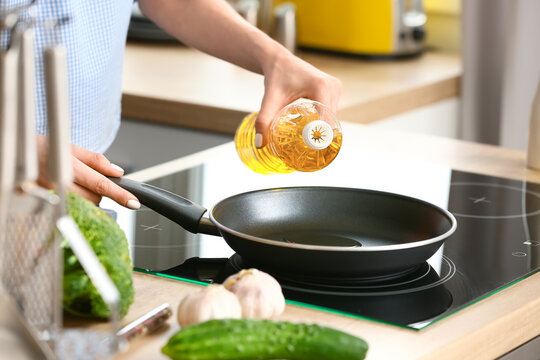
177, 285, 242, 327
223, 268, 285, 319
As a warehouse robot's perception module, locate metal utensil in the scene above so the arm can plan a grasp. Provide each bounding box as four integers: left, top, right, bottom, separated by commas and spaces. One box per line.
233, 0, 259, 27
0, 22, 62, 345
0, 284, 55, 360
273, 2, 296, 53
43, 35, 122, 358
526, 75, 540, 170
258, 0, 273, 34
0, 17, 18, 240
116, 303, 172, 344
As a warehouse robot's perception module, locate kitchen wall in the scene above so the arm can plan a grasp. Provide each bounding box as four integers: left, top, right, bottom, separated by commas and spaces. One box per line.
398, 0, 540, 150
372, 0, 461, 140
499, 0, 540, 150
461, 0, 540, 150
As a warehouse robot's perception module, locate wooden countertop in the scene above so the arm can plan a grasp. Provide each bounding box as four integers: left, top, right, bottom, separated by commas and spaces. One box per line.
121, 43, 461, 134
75, 123, 540, 360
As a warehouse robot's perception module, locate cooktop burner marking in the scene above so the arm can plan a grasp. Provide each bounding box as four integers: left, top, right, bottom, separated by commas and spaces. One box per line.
140, 224, 162, 231
450, 182, 540, 219
511, 251, 527, 257
524, 240, 540, 246
469, 196, 491, 204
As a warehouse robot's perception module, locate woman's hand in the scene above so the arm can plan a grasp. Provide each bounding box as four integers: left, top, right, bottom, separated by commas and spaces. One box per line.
36, 135, 140, 209
139, 0, 342, 146
255, 50, 342, 147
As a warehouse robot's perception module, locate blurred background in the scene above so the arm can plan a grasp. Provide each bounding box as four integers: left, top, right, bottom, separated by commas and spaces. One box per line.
108, 0, 540, 172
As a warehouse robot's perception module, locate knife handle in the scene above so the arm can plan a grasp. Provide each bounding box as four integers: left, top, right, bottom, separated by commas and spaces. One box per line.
15, 27, 38, 183
0, 45, 19, 196
44, 44, 73, 194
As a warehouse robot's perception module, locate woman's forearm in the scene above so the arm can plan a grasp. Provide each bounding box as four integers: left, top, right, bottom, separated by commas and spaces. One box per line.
138, 0, 342, 144
138, 0, 285, 75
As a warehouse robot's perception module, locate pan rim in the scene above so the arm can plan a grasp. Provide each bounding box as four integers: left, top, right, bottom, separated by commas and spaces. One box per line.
209, 186, 458, 252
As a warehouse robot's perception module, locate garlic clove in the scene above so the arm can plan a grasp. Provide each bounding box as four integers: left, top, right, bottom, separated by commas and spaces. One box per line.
223, 268, 285, 319
177, 284, 242, 328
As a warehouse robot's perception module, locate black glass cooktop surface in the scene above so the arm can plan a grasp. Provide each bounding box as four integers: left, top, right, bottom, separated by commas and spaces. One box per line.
107, 147, 540, 330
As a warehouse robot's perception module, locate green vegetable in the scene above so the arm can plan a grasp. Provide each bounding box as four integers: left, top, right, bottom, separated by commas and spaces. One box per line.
162, 319, 368, 360
63, 192, 134, 319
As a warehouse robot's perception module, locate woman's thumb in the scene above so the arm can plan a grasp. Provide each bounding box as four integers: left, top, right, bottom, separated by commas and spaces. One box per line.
255, 92, 289, 148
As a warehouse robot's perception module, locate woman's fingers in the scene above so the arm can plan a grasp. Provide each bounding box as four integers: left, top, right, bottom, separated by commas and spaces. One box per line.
71, 155, 140, 210
36, 135, 139, 209
70, 144, 140, 209
255, 90, 289, 148
312, 75, 343, 114
255, 54, 343, 149
71, 143, 125, 177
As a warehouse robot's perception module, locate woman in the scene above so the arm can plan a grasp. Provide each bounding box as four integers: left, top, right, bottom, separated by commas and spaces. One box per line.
7, 0, 341, 208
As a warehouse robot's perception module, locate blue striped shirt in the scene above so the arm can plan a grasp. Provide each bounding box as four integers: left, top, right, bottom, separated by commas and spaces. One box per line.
1, 0, 133, 153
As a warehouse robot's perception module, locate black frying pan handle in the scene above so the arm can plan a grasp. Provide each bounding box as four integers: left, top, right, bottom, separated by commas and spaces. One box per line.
109, 176, 213, 235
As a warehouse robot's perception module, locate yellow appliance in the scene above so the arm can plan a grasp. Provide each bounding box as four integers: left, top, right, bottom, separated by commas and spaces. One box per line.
274, 0, 426, 57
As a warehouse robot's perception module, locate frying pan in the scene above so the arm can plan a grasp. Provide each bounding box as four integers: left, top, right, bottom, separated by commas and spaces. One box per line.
111, 177, 457, 280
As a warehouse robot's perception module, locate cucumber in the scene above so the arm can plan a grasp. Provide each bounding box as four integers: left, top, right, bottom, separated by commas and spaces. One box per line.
162, 318, 368, 360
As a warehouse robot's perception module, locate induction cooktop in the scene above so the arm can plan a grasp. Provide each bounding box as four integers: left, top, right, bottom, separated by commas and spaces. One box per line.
107, 148, 540, 330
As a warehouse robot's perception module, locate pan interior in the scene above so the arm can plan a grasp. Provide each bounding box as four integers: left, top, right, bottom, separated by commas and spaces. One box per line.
277, 230, 362, 247
211, 187, 454, 248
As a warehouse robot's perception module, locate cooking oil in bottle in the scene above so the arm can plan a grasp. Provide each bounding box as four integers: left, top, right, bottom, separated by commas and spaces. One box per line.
235, 99, 342, 174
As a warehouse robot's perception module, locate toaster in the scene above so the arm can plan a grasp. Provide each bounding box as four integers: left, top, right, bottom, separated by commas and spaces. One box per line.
274, 0, 426, 57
